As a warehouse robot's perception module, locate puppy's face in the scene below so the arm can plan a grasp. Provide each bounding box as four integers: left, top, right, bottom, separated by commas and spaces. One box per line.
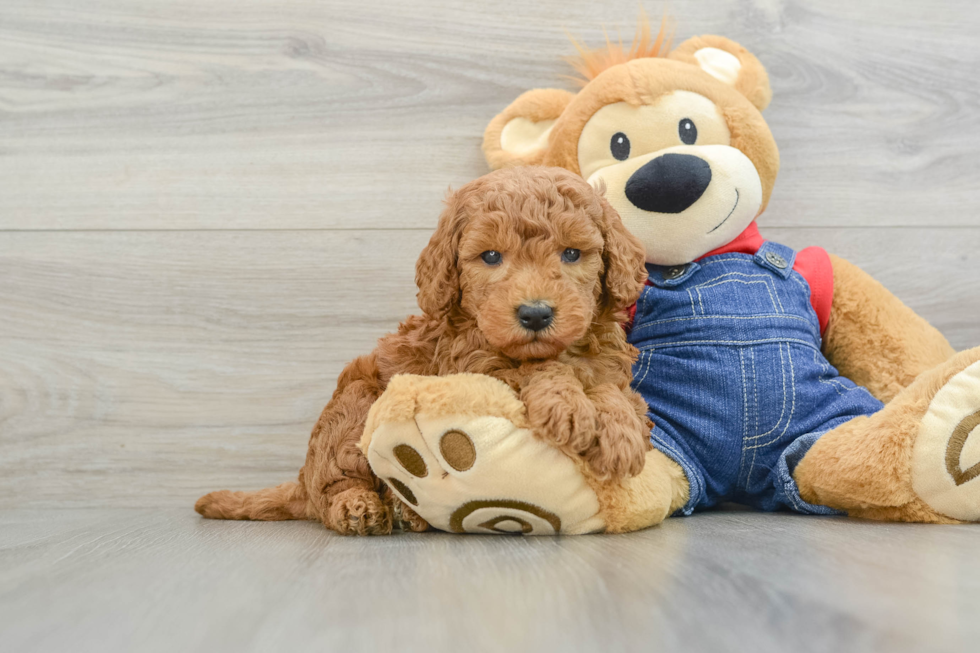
457, 199, 604, 361
415, 167, 648, 362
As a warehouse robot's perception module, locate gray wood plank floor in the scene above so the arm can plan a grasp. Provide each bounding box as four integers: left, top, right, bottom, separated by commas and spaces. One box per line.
2, 1, 980, 651
2, 509, 979, 653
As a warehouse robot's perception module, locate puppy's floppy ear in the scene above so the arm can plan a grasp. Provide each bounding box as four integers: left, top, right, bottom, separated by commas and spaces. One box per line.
416, 187, 470, 318
669, 35, 772, 111
483, 89, 574, 170
595, 193, 648, 314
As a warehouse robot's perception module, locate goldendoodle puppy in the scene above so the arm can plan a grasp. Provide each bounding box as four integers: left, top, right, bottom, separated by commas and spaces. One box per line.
196, 166, 652, 535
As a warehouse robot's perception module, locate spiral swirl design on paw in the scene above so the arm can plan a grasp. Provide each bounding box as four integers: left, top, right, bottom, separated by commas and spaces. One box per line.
946, 409, 980, 486
449, 499, 561, 534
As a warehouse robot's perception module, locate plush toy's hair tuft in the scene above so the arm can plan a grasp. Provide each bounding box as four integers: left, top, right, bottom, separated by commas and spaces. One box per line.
564, 11, 675, 87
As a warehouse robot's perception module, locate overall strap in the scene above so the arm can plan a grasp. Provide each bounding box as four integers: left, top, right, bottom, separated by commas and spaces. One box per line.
753, 241, 797, 279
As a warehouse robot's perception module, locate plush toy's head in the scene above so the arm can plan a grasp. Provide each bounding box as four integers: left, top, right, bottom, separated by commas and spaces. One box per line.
483, 19, 779, 265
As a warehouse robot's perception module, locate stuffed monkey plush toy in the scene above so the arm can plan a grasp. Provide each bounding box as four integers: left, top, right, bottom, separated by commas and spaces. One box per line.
364, 19, 980, 531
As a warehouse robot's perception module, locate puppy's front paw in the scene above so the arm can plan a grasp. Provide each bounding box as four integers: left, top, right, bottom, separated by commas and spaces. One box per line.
584, 427, 649, 481
327, 487, 392, 536
393, 501, 430, 532
523, 379, 597, 455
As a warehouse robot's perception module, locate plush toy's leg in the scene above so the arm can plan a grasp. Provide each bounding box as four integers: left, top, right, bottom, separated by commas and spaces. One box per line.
795, 347, 980, 523
823, 255, 957, 404
361, 373, 688, 534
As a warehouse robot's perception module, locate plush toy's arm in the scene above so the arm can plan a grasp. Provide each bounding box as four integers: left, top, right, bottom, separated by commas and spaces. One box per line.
823, 254, 956, 403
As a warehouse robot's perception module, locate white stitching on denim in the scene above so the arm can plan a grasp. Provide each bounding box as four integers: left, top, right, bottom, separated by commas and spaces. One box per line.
747, 344, 798, 451
745, 345, 792, 486
629, 313, 817, 334
744, 346, 785, 479
692, 273, 781, 314
737, 348, 751, 487
744, 344, 784, 486
773, 281, 785, 313
812, 348, 854, 395
693, 271, 772, 285
750, 348, 759, 438
745, 344, 789, 446
688, 288, 698, 316
638, 338, 820, 351
633, 349, 653, 387
792, 274, 811, 300
699, 255, 752, 266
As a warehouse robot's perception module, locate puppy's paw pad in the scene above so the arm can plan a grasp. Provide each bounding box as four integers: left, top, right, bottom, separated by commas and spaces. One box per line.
913, 359, 980, 521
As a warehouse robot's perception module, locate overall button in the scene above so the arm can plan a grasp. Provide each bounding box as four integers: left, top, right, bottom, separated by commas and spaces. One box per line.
664, 265, 687, 280
765, 252, 788, 269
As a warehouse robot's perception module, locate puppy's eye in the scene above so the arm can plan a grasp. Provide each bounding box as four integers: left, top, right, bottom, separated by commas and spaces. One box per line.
679, 118, 697, 145
480, 250, 502, 265
610, 132, 630, 160
560, 248, 581, 263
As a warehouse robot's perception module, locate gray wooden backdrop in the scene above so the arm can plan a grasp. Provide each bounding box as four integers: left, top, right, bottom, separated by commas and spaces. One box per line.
2, 0, 979, 510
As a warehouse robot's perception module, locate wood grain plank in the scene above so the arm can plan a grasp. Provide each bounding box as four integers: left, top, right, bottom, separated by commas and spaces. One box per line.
1, 509, 978, 653
1, 228, 977, 508
1, 0, 979, 229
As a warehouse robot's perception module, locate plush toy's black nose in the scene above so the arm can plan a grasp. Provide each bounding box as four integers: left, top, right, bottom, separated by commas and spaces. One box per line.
624, 153, 712, 213
517, 303, 554, 332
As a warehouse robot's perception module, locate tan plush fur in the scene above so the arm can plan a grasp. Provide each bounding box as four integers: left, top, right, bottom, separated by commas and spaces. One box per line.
564, 12, 674, 86
196, 166, 656, 535
483, 89, 575, 169
584, 448, 690, 534
360, 372, 531, 451
668, 34, 772, 111
823, 254, 956, 404
795, 348, 980, 523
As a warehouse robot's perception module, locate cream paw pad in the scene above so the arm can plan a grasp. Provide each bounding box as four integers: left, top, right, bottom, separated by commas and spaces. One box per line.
360, 373, 605, 535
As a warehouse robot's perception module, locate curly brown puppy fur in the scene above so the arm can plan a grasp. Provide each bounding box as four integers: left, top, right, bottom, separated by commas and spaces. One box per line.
196, 166, 651, 535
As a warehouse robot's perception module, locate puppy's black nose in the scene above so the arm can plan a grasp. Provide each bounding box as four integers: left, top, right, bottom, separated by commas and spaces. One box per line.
625, 153, 712, 214
517, 303, 554, 332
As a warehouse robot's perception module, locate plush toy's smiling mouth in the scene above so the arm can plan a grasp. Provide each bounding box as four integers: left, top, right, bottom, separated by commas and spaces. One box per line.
708, 189, 740, 234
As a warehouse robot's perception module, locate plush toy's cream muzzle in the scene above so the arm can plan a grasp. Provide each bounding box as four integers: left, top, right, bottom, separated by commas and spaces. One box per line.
588, 144, 763, 265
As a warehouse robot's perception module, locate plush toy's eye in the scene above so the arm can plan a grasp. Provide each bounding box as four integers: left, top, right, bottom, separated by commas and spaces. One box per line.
610, 132, 630, 160
480, 250, 502, 265
679, 118, 697, 145
560, 248, 581, 263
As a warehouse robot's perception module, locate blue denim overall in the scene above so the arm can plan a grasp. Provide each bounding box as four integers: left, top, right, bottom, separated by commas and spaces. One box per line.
627, 241, 884, 515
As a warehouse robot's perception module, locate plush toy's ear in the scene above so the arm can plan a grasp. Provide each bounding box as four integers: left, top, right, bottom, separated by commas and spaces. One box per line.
482, 88, 575, 169
669, 35, 772, 111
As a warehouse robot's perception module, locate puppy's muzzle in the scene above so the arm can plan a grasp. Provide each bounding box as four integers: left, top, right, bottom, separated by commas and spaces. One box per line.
517, 303, 554, 332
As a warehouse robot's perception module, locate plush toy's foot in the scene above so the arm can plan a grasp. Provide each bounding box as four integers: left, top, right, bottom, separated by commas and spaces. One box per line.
361, 373, 606, 535
796, 347, 980, 523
